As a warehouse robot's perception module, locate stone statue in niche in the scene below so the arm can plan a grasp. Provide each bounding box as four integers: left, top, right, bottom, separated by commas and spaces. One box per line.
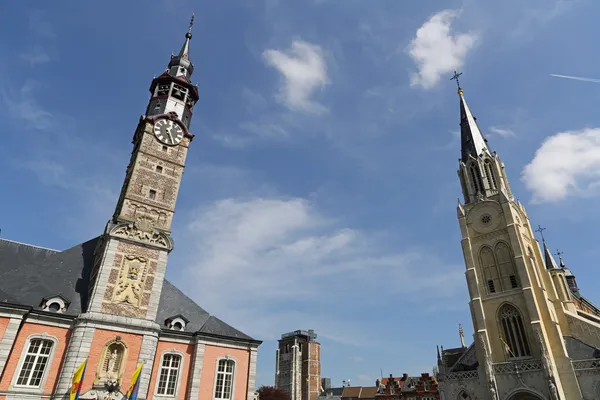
106, 349, 118, 379
113, 255, 147, 306
94, 342, 126, 387
489, 384, 498, 400
548, 379, 559, 400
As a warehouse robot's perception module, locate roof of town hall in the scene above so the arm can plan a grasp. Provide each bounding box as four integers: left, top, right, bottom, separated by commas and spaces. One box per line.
0, 237, 258, 343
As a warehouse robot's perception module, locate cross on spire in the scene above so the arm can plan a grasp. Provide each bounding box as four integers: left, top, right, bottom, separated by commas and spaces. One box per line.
535, 225, 547, 242
451, 71, 463, 90
555, 249, 566, 266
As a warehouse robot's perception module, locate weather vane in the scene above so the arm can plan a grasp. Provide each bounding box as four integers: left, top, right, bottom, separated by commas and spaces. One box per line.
451, 70, 463, 90
188, 13, 195, 33
535, 225, 547, 242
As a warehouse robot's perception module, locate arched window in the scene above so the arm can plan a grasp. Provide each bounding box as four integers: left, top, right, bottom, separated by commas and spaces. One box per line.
499, 304, 531, 358
214, 358, 236, 400
155, 352, 183, 396
496, 243, 519, 289
484, 160, 498, 190
480, 246, 500, 294
14, 336, 56, 388
469, 164, 484, 194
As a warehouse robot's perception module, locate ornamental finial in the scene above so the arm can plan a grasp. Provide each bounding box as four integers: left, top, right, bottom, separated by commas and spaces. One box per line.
186, 14, 195, 38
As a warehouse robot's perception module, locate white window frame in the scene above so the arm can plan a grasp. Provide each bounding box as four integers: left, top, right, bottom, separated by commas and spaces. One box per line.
11, 334, 58, 393
212, 356, 237, 400
154, 350, 185, 398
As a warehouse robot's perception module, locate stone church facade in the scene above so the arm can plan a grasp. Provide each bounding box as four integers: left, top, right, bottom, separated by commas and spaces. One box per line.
435, 83, 600, 399
0, 19, 260, 400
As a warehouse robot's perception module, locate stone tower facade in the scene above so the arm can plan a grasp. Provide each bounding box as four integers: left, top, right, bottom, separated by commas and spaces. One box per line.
436, 83, 600, 400
275, 330, 321, 400
0, 16, 261, 400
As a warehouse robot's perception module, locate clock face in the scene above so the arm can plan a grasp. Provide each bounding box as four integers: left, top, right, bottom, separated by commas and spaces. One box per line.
153, 119, 184, 146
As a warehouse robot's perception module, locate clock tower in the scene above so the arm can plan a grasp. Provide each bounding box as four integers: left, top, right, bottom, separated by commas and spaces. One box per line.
87, 16, 199, 321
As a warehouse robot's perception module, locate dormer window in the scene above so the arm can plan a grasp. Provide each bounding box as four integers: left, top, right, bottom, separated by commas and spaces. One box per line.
157, 83, 170, 96
171, 84, 187, 101
165, 315, 189, 332
40, 295, 70, 313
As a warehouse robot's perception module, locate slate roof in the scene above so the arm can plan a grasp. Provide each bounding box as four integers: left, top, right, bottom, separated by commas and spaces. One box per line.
0, 238, 256, 342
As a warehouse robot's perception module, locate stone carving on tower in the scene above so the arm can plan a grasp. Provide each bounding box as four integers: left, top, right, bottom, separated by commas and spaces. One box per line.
86, 16, 199, 321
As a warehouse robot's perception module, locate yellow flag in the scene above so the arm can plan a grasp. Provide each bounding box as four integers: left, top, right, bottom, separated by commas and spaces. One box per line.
126, 363, 144, 400
70, 359, 87, 400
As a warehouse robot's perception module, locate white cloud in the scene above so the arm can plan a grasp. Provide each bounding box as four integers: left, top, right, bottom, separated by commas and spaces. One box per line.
176, 196, 464, 343
408, 10, 477, 90
1, 80, 53, 131
19, 46, 51, 67
263, 40, 329, 114
522, 128, 600, 203
488, 126, 515, 137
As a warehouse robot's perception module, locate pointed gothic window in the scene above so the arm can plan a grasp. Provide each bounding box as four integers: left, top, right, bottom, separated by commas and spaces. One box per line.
496, 243, 519, 290
480, 246, 500, 294
484, 160, 498, 190
499, 304, 531, 358
469, 164, 484, 194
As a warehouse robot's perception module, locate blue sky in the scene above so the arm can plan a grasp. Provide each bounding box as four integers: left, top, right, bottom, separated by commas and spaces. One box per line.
2, 0, 600, 390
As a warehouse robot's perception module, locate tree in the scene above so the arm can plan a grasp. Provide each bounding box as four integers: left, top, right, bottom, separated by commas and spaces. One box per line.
257, 386, 291, 400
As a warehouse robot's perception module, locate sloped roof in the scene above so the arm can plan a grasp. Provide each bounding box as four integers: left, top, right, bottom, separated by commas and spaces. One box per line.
442, 346, 468, 371
358, 387, 377, 399
0, 238, 256, 342
341, 387, 362, 398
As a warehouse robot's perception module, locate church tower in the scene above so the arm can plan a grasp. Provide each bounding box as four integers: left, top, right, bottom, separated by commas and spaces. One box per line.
86, 17, 199, 320
454, 79, 582, 398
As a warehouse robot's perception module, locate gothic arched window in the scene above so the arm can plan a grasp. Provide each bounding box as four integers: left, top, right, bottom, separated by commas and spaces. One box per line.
469, 163, 484, 194
480, 246, 500, 294
499, 304, 531, 358
496, 242, 519, 289
484, 160, 498, 190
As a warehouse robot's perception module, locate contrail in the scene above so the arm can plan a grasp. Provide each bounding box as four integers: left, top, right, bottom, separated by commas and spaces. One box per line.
550, 74, 600, 83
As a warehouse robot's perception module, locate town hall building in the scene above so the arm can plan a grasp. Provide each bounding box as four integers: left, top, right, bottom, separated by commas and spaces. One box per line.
0, 18, 261, 400
435, 79, 600, 399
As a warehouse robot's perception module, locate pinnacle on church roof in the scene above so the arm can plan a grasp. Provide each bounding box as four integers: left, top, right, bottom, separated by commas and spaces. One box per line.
168, 14, 195, 78
543, 241, 560, 270
451, 71, 490, 163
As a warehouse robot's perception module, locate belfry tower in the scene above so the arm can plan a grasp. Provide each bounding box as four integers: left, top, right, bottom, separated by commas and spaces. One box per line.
453, 77, 583, 399
54, 17, 200, 396
88, 16, 199, 320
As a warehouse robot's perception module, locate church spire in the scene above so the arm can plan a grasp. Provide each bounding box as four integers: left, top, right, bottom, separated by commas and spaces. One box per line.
454, 72, 513, 204
451, 71, 490, 162
168, 14, 195, 81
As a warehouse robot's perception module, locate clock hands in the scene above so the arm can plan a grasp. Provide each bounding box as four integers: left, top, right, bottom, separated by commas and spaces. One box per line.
166, 127, 175, 144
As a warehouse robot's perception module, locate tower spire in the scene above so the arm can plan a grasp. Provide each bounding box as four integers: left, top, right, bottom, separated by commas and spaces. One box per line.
168, 14, 195, 80
453, 72, 490, 162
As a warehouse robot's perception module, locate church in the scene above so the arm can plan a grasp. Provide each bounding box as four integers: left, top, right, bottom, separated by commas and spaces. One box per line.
0, 19, 260, 400
435, 81, 600, 399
